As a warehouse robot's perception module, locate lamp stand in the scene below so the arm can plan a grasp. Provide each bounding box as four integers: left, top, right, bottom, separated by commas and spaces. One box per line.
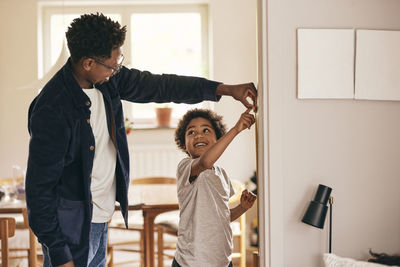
329, 196, 333, 253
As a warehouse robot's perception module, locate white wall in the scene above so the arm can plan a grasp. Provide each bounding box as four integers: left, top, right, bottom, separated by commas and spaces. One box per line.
0, 0, 257, 183
266, 0, 400, 266
210, 0, 257, 182
0, 0, 38, 178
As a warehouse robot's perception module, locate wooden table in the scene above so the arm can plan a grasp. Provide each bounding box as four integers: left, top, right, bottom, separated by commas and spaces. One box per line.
117, 203, 179, 267
0, 201, 178, 267
0, 200, 37, 267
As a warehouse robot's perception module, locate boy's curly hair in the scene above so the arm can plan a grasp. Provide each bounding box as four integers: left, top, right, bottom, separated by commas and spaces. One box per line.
175, 109, 227, 154
66, 13, 126, 62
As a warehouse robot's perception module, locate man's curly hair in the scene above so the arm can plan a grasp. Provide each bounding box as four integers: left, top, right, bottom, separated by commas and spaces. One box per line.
66, 13, 126, 62
175, 109, 227, 154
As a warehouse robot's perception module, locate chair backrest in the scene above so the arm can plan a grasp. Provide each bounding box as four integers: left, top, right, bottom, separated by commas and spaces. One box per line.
229, 179, 245, 204
0, 218, 16, 238
129, 176, 178, 205
132, 177, 177, 185
0, 217, 16, 267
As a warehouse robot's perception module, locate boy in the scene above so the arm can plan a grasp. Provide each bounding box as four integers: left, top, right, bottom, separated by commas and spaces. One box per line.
173, 108, 257, 267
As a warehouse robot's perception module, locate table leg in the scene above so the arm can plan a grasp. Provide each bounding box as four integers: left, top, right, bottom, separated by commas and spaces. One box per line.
133, 204, 179, 267
28, 228, 37, 267
22, 208, 38, 267
143, 211, 156, 267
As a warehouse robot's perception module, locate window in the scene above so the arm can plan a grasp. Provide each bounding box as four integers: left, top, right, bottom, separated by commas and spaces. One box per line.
39, 3, 210, 128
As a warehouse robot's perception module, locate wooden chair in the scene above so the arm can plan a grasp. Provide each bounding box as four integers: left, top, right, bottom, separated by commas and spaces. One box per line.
107, 217, 144, 267
0, 208, 42, 267
0, 217, 16, 267
0, 176, 41, 266
107, 176, 178, 267
131, 177, 179, 266
107, 230, 143, 267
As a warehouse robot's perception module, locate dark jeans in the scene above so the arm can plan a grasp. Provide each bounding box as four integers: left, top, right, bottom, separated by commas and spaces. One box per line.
172, 258, 233, 267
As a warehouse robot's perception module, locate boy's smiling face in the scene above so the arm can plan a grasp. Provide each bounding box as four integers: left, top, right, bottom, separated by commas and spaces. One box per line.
184, 117, 217, 158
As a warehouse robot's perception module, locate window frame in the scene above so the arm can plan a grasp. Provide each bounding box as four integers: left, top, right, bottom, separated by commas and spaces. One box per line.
38, 2, 212, 128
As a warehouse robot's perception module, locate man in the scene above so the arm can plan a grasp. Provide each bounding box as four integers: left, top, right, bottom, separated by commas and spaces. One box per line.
26, 13, 257, 267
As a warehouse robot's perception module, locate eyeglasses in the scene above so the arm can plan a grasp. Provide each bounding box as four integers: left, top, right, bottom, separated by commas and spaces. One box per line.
89, 54, 124, 75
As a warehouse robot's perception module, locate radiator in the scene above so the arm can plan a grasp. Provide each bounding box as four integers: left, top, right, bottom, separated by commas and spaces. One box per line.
129, 144, 186, 178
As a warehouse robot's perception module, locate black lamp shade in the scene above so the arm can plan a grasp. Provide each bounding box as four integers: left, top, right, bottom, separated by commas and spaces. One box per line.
302, 184, 332, 229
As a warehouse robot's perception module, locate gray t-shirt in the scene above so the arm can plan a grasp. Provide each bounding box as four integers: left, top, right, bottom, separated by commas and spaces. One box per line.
175, 157, 235, 267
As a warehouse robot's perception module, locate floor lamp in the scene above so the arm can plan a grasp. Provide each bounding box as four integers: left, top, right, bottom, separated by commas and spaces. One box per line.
302, 184, 333, 253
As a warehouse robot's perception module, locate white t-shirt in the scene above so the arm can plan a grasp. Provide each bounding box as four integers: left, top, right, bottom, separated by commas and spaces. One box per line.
82, 88, 117, 223
175, 157, 235, 267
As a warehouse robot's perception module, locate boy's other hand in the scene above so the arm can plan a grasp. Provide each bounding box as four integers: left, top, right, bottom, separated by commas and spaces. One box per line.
234, 109, 255, 133
240, 189, 257, 210
216, 83, 258, 112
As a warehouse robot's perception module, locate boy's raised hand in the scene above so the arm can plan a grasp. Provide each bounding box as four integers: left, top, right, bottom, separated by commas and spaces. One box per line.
234, 108, 256, 133
240, 189, 257, 210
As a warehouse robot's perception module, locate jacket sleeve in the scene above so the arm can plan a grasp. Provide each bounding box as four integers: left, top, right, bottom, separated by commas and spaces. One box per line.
116, 67, 222, 103
26, 105, 73, 266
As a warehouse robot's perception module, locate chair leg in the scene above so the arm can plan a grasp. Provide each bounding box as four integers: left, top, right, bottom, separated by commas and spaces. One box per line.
28, 228, 38, 267
140, 230, 145, 267
106, 227, 113, 267
107, 245, 114, 267
1, 220, 10, 267
240, 214, 246, 267
157, 227, 164, 267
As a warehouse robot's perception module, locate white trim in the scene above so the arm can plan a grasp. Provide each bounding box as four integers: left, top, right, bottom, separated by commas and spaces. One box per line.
256, 0, 271, 266
38, 0, 210, 7
262, 0, 285, 266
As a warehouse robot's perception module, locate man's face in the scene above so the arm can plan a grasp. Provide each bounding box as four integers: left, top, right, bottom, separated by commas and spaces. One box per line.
88, 48, 123, 85
184, 117, 217, 159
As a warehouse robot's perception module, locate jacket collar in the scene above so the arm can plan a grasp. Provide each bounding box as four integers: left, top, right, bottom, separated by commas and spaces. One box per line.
62, 58, 113, 107
62, 58, 91, 108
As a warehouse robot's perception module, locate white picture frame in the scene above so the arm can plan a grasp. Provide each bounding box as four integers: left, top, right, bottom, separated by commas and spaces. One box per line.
297, 28, 355, 99
355, 29, 400, 100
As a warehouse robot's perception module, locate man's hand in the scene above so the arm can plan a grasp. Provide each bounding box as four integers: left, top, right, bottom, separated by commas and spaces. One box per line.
234, 109, 256, 133
240, 189, 257, 210
216, 83, 257, 112
57, 261, 75, 267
